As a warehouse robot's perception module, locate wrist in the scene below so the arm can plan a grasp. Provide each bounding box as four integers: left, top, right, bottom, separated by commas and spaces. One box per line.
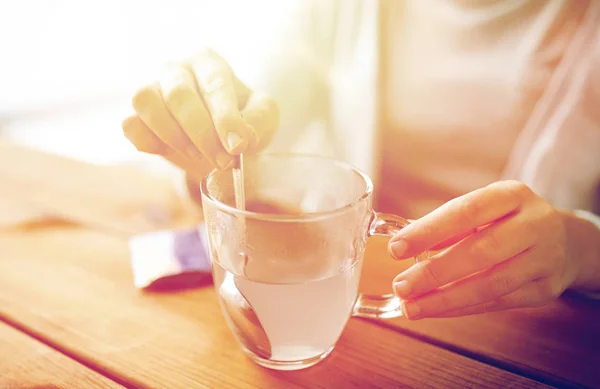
560, 209, 600, 293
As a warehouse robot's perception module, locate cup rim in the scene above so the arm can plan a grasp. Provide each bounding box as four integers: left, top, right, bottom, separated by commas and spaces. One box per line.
200, 153, 373, 222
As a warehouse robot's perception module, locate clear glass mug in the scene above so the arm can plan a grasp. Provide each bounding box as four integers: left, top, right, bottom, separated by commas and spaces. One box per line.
201, 154, 428, 371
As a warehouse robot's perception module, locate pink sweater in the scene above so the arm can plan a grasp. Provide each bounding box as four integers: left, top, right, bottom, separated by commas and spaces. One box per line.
377, 0, 600, 219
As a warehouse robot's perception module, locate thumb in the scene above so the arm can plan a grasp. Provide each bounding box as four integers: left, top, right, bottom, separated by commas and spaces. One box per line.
241, 92, 279, 153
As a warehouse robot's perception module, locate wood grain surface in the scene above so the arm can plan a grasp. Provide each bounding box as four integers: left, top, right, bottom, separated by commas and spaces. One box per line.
0, 227, 550, 389
1, 143, 597, 388
362, 236, 600, 389
0, 141, 200, 235
0, 321, 123, 389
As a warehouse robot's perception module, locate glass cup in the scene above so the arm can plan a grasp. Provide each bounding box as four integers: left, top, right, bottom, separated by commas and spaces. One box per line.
201, 154, 428, 371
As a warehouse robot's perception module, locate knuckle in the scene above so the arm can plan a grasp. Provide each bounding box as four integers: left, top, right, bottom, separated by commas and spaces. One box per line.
248, 95, 279, 128
191, 49, 234, 79
196, 47, 219, 61
536, 279, 564, 300
541, 204, 560, 222
419, 261, 443, 287
188, 47, 215, 65
470, 230, 502, 262
521, 212, 540, 239
132, 85, 156, 111
488, 274, 514, 297
163, 84, 196, 113
458, 197, 481, 226
533, 249, 558, 278
202, 72, 230, 96
503, 180, 533, 201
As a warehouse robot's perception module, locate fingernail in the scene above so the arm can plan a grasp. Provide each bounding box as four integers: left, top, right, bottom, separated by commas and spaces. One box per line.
390, 239, 407, 259
227, 132, 244, 152
216, 153, 232, 169
402, 301, 421, 319
393, 280, 411, 298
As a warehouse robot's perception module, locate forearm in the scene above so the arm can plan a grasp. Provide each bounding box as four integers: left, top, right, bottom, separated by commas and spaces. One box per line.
562, 209, 600, 293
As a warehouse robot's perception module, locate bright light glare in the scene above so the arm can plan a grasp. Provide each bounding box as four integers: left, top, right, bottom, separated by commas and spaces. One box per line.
0, 0, 298, 164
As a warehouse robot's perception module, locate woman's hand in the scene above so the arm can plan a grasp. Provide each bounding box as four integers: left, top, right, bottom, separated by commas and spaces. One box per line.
122, 49, 279, 181
388, 180, 600, 319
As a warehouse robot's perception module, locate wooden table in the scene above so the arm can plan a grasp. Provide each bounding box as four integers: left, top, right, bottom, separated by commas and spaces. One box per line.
1, 142, 598, 389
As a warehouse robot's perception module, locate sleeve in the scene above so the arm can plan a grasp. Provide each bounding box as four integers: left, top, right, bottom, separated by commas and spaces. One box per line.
571, 210, 600, 300
558, 22, 600, 298
500, 3, 600, 297
507, 5, 600, 217
564, 19, 600, 298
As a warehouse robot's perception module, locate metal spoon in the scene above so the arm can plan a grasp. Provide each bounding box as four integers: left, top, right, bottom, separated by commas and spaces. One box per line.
219, 155, 272, 359
219, 269, 272, 359
232, 153, 246, 210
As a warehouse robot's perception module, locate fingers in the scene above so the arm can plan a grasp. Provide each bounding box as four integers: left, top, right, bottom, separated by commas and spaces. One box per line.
189, 49, 255, 154
241, 92, 279, 152
121, 115, 211, 182
122, 115, 169, 155
159, 64, 232, 169
430, 278, 560, 318
389, 180, 530, 259
126, 49, 279, 177
429, 228, 478, 251
399, 249, 548, 320
132, 84, 200, 160
392, 214, 536, 299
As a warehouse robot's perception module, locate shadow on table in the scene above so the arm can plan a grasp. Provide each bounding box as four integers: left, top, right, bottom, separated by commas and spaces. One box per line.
143, 272, 213, 293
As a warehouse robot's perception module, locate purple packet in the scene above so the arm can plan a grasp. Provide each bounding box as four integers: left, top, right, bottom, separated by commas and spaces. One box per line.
129, 224, 212, 290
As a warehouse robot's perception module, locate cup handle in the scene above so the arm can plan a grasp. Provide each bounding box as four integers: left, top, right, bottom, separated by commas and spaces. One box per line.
352, 212, 429, 319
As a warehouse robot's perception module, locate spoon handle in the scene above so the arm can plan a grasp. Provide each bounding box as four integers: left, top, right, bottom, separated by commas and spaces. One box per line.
232, 154, 249, 276
232, 154, 246, 211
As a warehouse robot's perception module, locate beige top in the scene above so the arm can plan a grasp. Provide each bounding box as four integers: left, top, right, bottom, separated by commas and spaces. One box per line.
379, 0, 585, 218
183, 0, 600, 225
